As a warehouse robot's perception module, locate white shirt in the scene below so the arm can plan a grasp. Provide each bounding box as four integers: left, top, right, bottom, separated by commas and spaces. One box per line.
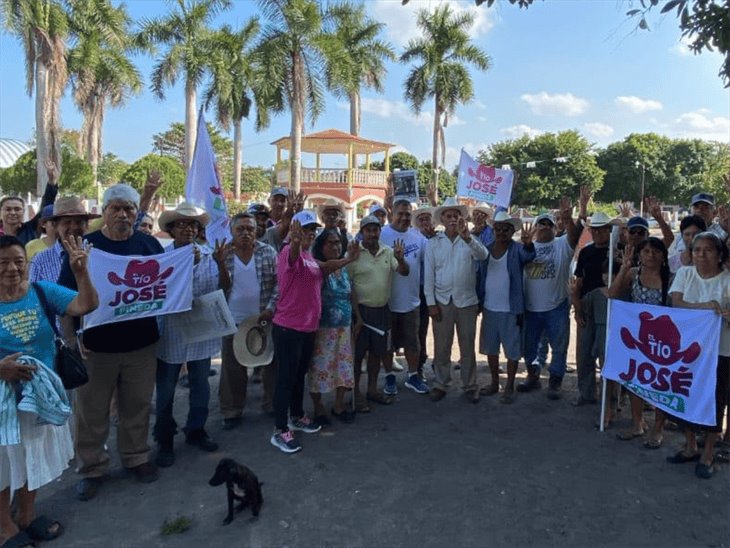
424, 232, 488, 308
524, 235, 573, 312
227, 255, 261, 323
670, 266, 730, 356
380, 225, 425, 313
484, 253, 510, 312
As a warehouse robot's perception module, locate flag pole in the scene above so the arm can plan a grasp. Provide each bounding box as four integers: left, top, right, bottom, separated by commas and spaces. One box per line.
599, 224, 617, 433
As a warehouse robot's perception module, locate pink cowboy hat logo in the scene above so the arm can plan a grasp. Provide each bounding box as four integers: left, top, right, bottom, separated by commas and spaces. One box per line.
467, 164, 503, 185
108, 260, 174, 288
620, 312, 701, 366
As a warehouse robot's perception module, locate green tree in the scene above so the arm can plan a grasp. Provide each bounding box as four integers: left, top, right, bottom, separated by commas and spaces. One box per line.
326, 1, 395, 136
151, 121, 233, 190
138, 0, 232, 170
204, 20, 268, 200
97, 152, 129, 185
0, 148, 95, 196
67, 0, 142, 181
479, 130, 604, 208
256, 0, 342, 192
3, 0, 68, 195
400, 5, 490, 197
241, 166, 273, 194
120, 154, 186, 199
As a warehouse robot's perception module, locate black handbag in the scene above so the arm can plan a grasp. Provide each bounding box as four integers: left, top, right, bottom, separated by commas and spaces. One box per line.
33, 282, 89, 389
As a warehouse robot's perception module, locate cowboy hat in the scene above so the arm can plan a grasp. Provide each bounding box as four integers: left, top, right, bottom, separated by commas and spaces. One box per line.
233, 315, 274, 368
317, 199, 345, 218
433, 197, 468, 225
50, 196, 101, 220
470, 202, 493, 218
158, 201, 211, 231
413, 205, 434, 220
492, 211, 522, 232
586, 211, 619, 228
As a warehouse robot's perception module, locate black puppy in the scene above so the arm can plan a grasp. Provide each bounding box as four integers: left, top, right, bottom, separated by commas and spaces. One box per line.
209, 458, 264, 526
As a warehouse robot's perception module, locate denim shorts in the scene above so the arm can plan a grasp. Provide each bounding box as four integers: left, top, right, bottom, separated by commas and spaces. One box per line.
479, 309, 522, 361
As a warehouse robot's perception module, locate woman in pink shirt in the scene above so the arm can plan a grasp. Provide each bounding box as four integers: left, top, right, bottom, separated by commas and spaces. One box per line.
270, 211, 357, 454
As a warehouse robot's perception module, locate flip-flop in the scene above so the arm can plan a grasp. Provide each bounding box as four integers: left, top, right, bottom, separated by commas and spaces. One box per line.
643, 437, 663, 449
366, 392, 392, 405
354, 400, 371, 413
479, 384, 499, 396
24, 516, 63, 542
331, 407, 355, 424
695, 461, 714, 479
616, 429, 646, 441
499, 390, 515, 404
1, 530, 34, 548
666, 450, 701, 464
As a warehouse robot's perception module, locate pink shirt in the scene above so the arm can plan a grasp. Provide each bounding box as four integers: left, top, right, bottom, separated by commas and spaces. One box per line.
273, 245, 323, 333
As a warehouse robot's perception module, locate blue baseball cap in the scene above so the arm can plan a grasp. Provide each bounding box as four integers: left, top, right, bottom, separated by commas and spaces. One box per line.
270, 187, 288, 198
691, 192, 714, 206
627, 216, 649, 230
40, 204, 55, 220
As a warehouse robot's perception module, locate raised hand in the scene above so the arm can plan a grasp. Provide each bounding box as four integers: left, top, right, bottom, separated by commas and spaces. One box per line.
212, 239, 231, 265
621, 243, 635, 269
559, 197, 573, 223
457, 217, 470, 240
346, 239, 360, 261
617, 201, 633, 218
644, 196, 663, 220
289, 220, 303, 244
44, 157, 58, 185
521, 222, 535, 244
296, 192, 307, 212
62, 236, 92, 274
393, 238, 405, 260
579, 185, 591, 215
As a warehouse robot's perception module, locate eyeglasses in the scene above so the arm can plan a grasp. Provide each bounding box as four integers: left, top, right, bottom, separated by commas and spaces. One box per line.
174, 221, 200, 230
628, 228, 647, 235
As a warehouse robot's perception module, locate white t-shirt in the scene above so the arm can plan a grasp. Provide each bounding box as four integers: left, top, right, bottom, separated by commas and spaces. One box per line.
380, 225, 425, 313
227, 255, 261, 323
484, 253, 510, 313
670, 266, 730, 356
524, 235, 573, 312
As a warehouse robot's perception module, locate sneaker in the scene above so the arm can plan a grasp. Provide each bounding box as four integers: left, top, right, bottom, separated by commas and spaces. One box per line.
75, 477, 103, 501
270, 430, 302, 454
546, 376, 562, 401
384, 374, 398, 395
404, 374, 428, 394
288, 415, 321, 434
392, 360, 405, 372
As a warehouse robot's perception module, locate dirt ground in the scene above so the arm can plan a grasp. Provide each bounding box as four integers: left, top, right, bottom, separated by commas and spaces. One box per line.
34, 320, 729, 548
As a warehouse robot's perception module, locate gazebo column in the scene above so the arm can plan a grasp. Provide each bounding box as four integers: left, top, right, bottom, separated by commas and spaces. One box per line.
347, 143, 354, 199
316, 153, 320, 182
384, 148, 390, 173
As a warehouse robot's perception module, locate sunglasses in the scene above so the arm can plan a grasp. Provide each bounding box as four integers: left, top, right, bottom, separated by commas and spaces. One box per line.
628, 228, 647, 235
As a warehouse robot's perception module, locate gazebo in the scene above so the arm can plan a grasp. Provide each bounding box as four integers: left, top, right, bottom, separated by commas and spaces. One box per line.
271, 129, 394, 228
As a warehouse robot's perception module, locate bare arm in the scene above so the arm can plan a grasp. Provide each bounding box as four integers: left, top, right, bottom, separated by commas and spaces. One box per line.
645, 196, 674, 249
318, 240, 360, 276
607, 263, 635, 299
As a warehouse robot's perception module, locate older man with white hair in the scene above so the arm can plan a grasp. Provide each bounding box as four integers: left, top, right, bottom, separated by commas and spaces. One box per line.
58, 183, 165, 501
424, 198, 488, 403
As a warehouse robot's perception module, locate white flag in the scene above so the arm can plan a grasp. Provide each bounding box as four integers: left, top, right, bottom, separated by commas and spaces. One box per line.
457, 149, 514, 209
185, 112, 230, 245
83, 246, 194, 330
603, 300, 720, 426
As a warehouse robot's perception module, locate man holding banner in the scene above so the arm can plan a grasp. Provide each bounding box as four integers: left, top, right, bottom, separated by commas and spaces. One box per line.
59, 184, 168, 501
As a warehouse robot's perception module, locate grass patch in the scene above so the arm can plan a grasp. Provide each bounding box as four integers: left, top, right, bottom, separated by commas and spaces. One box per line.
161, 514, 193, 536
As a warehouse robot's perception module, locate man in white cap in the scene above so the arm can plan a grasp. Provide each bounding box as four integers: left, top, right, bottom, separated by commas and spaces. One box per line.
58, 183, 165, 501
573, 211, 617, 406
425, 198, 488, 403
476, 212, 535, 404
348, 214, 408, 408
519, 194, 585, 401
380, 198, 429, 394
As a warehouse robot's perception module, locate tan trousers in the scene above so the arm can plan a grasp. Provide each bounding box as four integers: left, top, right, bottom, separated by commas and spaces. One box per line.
431, 301, 478, 392
75, 343, 157, 477
219, 335, 277, 419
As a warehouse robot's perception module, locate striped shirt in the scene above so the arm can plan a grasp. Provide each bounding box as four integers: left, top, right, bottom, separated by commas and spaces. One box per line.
29, 241, 64, 283
157, 243, 221, 364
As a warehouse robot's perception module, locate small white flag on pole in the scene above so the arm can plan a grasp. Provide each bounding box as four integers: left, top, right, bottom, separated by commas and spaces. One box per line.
185, 111, 230, 245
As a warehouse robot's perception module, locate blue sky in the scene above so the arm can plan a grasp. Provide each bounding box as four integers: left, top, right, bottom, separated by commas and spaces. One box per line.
1, 0, 728, 172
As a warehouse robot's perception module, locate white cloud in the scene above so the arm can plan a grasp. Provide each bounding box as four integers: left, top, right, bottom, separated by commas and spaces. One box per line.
460, 142, 491, 157
614, 96, 663, 114
670, 36, 694, 57
583, 122, 614, 138
473, 100, 487, 110
370, 0, 496, 48
477, 116, 487, 122
672, 110, 730, 142
520, 92, 589, 117
500, 124, 544, 138
354, 97, 465, 128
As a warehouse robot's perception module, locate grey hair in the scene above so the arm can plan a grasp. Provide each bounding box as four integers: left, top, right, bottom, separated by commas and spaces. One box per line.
102, 184, 140, 209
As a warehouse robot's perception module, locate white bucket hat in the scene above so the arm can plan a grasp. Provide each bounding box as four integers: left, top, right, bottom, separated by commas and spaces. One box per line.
587, 211, 619, 228
233, 315, 274, 368
158, 201, 211, 231
413, 205, 434, 220
492, 211, 522, 232
433, 197, 468, 225
470, 202, 493, 218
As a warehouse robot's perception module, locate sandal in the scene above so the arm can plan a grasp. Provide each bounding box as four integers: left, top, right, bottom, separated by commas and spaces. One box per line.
1, 530, 34, 548
499, 389, 515, 404
695, 460, 714, 479
366, 392, 392, 405
354, 399, 370, 413
616, 428, 646, 441
331, 407, 355, 424
24, 516, 63, 542
643, 436, 663, 449
666, 450, 701, 464
479, 384, 499, 396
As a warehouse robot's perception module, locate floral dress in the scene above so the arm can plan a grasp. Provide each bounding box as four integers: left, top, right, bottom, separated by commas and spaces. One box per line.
309, 270, 355, 393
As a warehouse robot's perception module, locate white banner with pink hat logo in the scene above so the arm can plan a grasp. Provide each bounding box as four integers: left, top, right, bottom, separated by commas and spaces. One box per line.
82, 246, 194, 330
456, 149, 514, 209
603, 300, 721, 426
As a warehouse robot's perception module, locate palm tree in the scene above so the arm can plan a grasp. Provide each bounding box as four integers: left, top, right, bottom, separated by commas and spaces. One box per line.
256, 0, 343, 192
203, 21, 269, 200
326, 1, 395, 136
67, 0, 142, 182
138, 0, 232, 171
400, 5, 490, 195
3, 0, 68, 195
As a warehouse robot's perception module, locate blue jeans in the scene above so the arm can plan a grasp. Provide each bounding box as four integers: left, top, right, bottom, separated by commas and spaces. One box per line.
524, 299, 569, 380
155, 357, 211, 439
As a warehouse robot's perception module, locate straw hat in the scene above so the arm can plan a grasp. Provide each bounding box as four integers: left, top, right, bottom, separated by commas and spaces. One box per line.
492, 211, 522, 232
433, 197, 468, 224
586, 212, 619, 228
158, 201, 210, 231
317, 199, 345, 219
50, 196, 101, 220
232, 315, 274, 368
470, 202, 493, 218
413, 205, 434, 220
